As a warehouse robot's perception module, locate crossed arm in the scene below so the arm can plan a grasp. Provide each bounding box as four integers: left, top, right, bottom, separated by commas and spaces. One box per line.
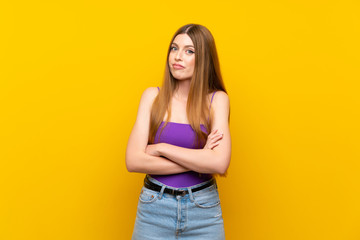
125, 87, 231, 175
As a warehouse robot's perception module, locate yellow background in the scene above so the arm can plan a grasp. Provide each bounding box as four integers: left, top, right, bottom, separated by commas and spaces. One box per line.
1, 0, 359, 239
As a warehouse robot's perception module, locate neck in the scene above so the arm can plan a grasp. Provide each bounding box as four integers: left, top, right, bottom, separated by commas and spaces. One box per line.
174, 79, 191, 101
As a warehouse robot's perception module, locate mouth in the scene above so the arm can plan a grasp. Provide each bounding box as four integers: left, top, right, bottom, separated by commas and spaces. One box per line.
173, 64, 185, 69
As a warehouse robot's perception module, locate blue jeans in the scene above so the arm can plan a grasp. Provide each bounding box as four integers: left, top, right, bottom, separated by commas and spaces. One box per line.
132, 175, 225, 240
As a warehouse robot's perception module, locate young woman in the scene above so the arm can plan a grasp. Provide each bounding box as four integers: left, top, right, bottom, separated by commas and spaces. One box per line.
126, 23, 231, 239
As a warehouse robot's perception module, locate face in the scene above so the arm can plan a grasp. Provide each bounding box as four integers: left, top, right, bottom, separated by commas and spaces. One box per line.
168, 34, 195, 81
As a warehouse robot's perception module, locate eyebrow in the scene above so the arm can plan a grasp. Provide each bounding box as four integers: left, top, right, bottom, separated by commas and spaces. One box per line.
171, 42, 194, 48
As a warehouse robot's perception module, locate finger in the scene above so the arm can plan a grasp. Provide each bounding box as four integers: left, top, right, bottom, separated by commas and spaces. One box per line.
209, 141, 221, 148
212, 134, 223, 142
208, 135, 217, 141
210, 138, 222, 145
209, 131, 222, 139
210, 143, 220, 149
210, 132, 222, 139
209, 139, 222, 148
208, 134, 222, 143
216, 133, 224, 138
209, 129, 218, 136
207, 133, 216, 139
216, 133, 224, 139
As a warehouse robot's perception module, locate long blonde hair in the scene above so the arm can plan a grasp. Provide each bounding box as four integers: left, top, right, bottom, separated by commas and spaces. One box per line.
149, 24, 227, 148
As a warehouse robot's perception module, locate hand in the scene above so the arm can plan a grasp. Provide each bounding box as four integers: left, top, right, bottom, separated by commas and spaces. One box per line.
203, 129, 223, 150
145, 143, 161, 156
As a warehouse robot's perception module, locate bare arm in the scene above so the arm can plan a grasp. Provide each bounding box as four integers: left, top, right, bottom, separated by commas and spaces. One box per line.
145, 91, 231, 175
125, 87, 190, 174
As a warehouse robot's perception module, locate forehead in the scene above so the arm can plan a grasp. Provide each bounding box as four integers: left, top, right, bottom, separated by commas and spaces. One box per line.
172, 34, 194, 47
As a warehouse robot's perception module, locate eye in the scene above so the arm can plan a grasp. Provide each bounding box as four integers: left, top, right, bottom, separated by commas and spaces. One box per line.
170, 46, 177, 51
186, 49, 195, 54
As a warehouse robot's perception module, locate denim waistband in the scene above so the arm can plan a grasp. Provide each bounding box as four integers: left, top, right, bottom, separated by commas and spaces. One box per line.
145, 174, 216, 191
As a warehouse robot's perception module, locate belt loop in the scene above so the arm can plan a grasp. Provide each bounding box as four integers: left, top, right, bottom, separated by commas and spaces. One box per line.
144, 174, 149, 184
158, 185, 166, 199
187, 186, 194, 202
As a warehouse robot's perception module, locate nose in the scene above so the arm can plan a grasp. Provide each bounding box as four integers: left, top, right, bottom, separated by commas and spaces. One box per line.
175, 50, 182, 61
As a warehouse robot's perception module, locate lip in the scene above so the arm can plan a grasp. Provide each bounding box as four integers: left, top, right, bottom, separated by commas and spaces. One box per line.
173, 64, 185, 69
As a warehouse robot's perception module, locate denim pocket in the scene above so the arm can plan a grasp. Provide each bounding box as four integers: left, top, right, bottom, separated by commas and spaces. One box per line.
139, 187, 159, 203
193, 184, 220, 208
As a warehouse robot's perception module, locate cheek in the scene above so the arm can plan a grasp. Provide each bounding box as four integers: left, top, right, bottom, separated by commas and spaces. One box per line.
188, 58, 195, 69
191, 57, 195, 68
190, 59, 195, 71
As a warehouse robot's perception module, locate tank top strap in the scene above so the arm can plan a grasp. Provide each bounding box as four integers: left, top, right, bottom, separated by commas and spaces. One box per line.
209, 91, 217, 111
157, 86, 160, 92
206, 91, 217, 124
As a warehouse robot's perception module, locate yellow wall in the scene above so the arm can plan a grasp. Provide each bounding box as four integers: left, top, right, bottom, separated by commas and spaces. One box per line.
1, 0, 359, 239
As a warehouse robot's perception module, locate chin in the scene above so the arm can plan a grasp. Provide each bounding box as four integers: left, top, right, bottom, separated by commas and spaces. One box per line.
172, 74, 190, 80
175, 77, 190, 81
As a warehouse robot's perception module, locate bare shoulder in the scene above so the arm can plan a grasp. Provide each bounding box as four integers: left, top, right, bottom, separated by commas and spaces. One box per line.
210, 91, 230, 127
212, 90, 230, 107
141, 87, 159, 100
138, 87, 159, 107
133, 87, 160, 122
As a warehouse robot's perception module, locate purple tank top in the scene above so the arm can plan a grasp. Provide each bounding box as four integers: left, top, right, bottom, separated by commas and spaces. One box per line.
150, 87, 216, 187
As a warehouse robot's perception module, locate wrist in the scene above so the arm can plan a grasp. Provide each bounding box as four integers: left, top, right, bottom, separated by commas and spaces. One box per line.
157, 143, 166, 156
